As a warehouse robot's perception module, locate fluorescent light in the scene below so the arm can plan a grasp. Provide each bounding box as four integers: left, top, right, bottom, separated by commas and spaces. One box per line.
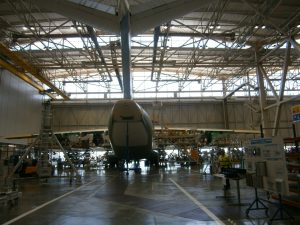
22, 26, 28, 30
254, 25, 259, 29
262, 25, 266, 29
297, 25, 300, 28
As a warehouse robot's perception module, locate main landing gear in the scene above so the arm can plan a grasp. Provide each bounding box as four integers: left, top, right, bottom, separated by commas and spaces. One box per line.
119, 160, 142, 175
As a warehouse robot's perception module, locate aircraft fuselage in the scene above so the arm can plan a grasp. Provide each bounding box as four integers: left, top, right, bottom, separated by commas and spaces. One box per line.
108, 99, 153, 161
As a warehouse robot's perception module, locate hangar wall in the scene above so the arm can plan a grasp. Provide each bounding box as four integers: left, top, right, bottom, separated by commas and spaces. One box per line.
52, 99, 300, 138
0, 69, 43, 144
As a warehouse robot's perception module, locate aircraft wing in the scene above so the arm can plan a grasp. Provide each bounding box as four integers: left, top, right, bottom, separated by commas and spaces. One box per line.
154, 125, 260, 134
153, 126, 260, 148
3, 127, 108, 140
4, 125, 260, 140
3, 133, 38, 140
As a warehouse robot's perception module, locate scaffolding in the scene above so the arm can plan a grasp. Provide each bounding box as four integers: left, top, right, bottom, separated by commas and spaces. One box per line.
6, 101, 81, 184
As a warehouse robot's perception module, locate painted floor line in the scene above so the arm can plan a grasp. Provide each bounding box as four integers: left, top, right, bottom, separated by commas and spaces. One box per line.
2, 179, 97, 225
169, 178, 225, 225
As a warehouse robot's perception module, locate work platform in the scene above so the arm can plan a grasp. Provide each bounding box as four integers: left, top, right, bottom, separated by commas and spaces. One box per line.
0, 166, 299, 225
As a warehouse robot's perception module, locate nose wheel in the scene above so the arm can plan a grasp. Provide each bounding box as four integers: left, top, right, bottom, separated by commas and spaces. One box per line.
121, 160, 142, 175
134, 168, 142, 174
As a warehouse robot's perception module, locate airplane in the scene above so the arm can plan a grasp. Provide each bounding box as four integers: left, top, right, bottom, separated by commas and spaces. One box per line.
3, 0, 261, 175
108, 99, 153, 160
4, 100, 260, 174
107, 99, 159, 173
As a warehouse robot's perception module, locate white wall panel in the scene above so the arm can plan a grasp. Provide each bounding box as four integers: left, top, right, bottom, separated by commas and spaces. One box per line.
52, 99, 300, 139
0, 70, 43, 143
52, 104, 111, 131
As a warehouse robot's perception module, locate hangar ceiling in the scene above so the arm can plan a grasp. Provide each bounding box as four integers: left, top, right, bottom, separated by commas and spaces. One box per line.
0, 0, 300, 101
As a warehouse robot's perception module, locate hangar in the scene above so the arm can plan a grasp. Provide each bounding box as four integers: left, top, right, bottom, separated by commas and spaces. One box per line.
0, 0, 300, 224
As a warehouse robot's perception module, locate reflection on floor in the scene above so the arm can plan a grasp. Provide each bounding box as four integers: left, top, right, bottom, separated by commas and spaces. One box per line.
1, 165, 299, 225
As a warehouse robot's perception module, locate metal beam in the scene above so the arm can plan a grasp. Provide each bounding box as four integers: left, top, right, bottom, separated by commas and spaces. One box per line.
272, 41, 291, 136
222, 80, 229, 129
86, 25, 112, 81
12, 33, 91, 40
110, 41, 123, 91
223, 82, 257, 99
259, 38, 288, 63
12, 31, 235, 42
0, 59, 55, 99
34, 61, 300, 69
255, 51, 271, 137
279, 41, 291, 99
120, 12, 132, 99
151, 26, 160, 81
160, 31, 235, 41
264, 94, 300, 110
0, 43, 70, 100
155, 23, 171, 90
222, 99, 229, 129
257, 64, 279, 100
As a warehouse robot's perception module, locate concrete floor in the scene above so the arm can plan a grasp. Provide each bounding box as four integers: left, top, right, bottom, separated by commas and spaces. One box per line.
0, 165, 299, 225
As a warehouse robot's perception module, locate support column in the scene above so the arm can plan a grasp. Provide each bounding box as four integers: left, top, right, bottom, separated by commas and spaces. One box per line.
272, 41, 291, 136
255, 51, 271, 137
120, 12, 132, 99
258, 64, 278, 100
151, 26, 160, 81
222, 79, 229, 129
223, 99, 229, 129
